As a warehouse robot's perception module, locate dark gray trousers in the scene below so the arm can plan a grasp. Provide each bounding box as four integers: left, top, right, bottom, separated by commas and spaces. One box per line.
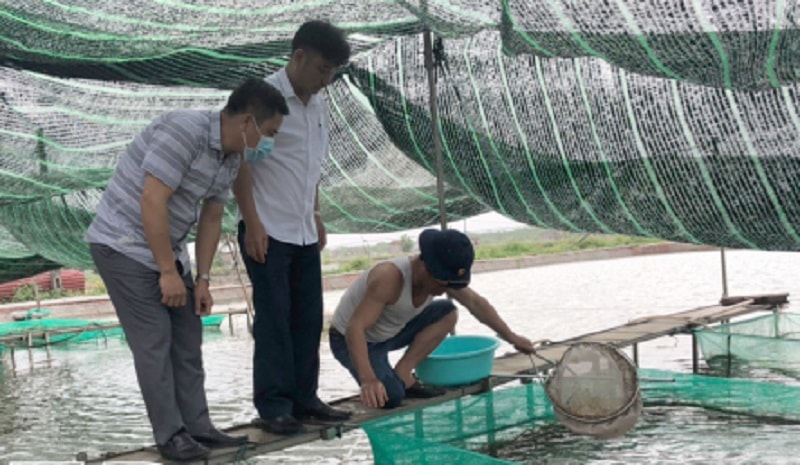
90, 243, 213, 445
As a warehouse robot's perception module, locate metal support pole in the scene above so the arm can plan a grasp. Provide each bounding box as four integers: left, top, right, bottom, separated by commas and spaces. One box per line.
423, 29, 455, 335
720, 247, 729, 298
632, 343, 639, 367
27, 332, 34, 372
691, 332, 699, 374
225, 234, 254, 335
726, 333, 732, 377
423, 29, 447, 231
44, 332, 52, 367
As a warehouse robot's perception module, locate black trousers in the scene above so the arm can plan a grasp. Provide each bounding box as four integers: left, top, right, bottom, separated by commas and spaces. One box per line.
238, 221, 323, 419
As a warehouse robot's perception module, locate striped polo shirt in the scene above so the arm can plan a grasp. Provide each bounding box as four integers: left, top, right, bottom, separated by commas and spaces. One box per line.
85, 109, 241, 274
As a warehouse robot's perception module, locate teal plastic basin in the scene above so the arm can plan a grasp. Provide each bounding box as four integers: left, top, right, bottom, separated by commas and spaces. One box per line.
415, 335, 500, 387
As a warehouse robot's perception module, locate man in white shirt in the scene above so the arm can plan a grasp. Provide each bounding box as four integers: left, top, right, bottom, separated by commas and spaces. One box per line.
233, 20, 351, 435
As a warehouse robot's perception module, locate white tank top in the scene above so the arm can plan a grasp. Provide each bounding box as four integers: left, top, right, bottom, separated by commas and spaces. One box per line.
331, 256, 433, 343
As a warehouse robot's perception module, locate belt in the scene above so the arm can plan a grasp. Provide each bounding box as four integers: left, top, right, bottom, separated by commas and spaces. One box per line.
329, 327, 344, 337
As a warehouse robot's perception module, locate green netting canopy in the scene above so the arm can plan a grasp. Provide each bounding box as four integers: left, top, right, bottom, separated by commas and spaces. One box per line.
362, 369, 800, 464
1, 1, 799, 281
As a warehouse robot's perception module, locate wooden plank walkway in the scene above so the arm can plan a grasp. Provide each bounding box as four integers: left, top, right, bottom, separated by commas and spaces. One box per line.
82, 293, 788, 464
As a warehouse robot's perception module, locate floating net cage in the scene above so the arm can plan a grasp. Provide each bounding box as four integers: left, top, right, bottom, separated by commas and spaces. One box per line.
362, 369, 800, 465
0, 314, 226, 351
0, 1, 799, 282
695, 312, 800, 374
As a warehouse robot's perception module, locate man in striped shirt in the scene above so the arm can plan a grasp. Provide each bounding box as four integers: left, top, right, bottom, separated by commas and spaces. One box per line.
85, 79, 288, 461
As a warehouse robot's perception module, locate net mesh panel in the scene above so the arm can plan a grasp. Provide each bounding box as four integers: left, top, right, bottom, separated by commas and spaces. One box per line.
0, 318, 126, 350
362, 369, 800, 465
695, 312, 800, 371
0, 314, 225, 350
0, 1, 799, 281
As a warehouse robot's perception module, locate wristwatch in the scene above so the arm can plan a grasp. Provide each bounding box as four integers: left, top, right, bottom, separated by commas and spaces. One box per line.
196, 273, 211, 284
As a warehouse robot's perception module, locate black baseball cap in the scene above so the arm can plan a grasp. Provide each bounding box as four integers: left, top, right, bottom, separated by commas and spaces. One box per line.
419, 228, 474, 289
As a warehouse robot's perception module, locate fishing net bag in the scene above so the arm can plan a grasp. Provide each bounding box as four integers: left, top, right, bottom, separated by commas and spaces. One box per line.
544, 342, 642, 439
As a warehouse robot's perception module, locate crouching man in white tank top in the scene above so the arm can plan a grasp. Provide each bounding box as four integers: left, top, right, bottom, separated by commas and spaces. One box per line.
329, 228, 536, 409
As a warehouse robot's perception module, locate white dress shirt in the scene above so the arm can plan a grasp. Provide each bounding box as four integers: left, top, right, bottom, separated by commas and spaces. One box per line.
251, 68, 330, 246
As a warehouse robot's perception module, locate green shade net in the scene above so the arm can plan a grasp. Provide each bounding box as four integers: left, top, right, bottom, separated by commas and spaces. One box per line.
0, 1, 799, 281
362, 369, 800, 465
695, 312, 800, 372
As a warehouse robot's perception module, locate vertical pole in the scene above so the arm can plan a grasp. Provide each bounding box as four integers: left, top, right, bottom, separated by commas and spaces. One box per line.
27, 332, 34, 372
726, 333, 732, 377
225, 234, 254, 334
423, 29, 448, 231
33, 280, 41, 310
413, 409, 424, 439
423, 29, 455, 336
632, 343, 639, 368
44, 332, 52, 368
720, 247, 729, 298
691, 332, 699, 374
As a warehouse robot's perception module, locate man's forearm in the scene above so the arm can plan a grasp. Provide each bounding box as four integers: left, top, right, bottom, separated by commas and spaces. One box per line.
232, 165, 261, 226
471, 299, 515, 341
141, 195, 177, 273
195, 204, 223, 276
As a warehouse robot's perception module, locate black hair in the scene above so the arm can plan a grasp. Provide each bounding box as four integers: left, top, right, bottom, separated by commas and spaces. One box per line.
291, 20, 351, 67
224, 78, 289, 121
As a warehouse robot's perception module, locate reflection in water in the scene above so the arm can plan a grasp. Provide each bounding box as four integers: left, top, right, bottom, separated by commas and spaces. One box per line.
483, 406, 800, 464
2, 250, 800, 462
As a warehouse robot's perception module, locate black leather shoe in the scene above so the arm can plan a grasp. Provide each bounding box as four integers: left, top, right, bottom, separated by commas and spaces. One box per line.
294, 399, 352, 422
191, 427, 248, 448
405, 382, 446, 399
253, 414, 303, 435
157, 429, 211, 462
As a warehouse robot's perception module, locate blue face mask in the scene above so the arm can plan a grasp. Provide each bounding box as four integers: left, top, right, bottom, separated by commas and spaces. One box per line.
242, 122, 274, 163
244, 136, 274, 163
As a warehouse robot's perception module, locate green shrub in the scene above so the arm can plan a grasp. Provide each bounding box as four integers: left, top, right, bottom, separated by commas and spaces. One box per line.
338, 257, 373, 273
12, 283, 39, 303
84, 272, 107, 296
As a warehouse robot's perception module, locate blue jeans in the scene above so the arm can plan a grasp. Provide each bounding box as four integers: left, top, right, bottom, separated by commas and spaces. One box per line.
329, 299, 456, 408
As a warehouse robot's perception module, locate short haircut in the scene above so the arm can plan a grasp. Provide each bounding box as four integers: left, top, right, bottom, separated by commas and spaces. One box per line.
225, 78, 289, 121
292, 20, 351, 67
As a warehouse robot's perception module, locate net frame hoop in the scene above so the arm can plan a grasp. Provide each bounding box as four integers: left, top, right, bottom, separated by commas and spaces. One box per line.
545, 341, 641, 423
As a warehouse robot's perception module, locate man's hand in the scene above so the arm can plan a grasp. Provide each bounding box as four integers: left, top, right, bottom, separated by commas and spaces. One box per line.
509, 333, 536, 354
194, 280, 213, 316
160, 269, 187, 308
360, 378, 389, 408
244, 220, 269, 264
315, 214, 327, 252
